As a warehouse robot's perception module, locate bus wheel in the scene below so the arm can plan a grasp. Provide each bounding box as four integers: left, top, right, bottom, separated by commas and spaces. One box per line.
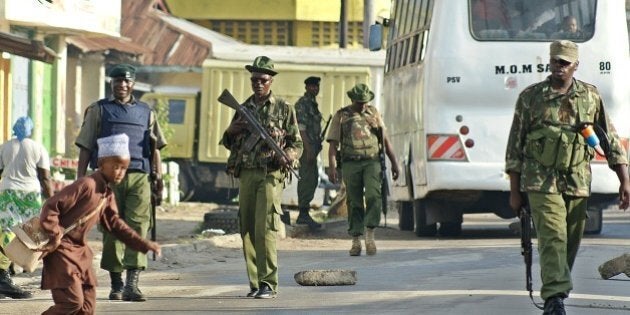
414, 199, 437, 237
398, 201, 414, 231
439, 221, 462, 237
584, 206, 603, 235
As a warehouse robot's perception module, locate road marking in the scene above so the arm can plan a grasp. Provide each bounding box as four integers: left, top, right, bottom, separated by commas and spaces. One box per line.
377, 290, 630, 302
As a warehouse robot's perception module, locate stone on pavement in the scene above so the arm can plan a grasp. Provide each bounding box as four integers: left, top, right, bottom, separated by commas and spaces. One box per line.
294, 269, 357, 286
598, 253, 630, 279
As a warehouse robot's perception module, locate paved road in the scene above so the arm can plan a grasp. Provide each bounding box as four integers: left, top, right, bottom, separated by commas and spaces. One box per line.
3, 210, 630, 314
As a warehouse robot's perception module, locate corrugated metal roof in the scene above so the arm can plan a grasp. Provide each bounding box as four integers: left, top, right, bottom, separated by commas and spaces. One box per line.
66, 36, 149, 55
121, 0, 212, 66
66, 0, 214, 66
0, 31, 57, 63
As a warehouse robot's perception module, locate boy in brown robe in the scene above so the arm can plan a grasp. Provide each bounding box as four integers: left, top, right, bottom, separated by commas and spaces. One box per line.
38, 134, 160, 315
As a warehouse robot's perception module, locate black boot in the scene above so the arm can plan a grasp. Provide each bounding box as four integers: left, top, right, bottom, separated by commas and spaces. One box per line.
280, 210, 291, 225
296, 207, 321, 229
108, 272, 124, 300
0, 269, 32, 299
122, 269, 146, 302
543, 295, 566, 315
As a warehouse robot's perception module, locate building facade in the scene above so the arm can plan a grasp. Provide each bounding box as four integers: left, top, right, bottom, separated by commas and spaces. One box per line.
0, 0, 122, 157
162, 0, 391, 48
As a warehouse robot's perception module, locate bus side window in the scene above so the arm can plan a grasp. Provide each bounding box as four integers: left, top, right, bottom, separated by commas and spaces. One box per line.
471, 0, 510, 34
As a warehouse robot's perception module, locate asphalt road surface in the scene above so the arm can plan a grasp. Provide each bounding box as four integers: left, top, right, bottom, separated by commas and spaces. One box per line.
3, 207, 630, 315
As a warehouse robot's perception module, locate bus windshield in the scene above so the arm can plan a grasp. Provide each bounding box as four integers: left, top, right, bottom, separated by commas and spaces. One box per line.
470, 0, 596, 42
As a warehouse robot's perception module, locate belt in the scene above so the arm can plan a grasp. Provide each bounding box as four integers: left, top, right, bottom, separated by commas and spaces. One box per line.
126, 169, 147, 174
342, 155, 378, 162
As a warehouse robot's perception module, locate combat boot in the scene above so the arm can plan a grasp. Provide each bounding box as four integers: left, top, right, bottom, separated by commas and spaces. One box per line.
349, 236, 361, 256
543, 295, 566, 315
122, 269, 146, 302
108, 272, 124, 300
365, 228, 377, 256
280, 210, 291, 225
0, 269, 32, 299
296, 207, 322, 229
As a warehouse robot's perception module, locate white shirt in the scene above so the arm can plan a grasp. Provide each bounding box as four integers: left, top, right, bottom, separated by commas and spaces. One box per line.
0, 138, 50, 192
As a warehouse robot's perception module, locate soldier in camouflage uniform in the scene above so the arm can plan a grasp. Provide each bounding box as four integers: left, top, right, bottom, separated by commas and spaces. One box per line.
327, 83, 400, 256
505, 40, 630, 315
295, 76, 323, 229
221, 56, 303, 299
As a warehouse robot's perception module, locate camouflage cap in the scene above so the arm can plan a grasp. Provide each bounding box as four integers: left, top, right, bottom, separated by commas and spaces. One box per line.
346, 83, 374, 102
109, 64, 136, 80
550, 40, 578, 63
245, 56, 277, 76
304, 76, 321, 85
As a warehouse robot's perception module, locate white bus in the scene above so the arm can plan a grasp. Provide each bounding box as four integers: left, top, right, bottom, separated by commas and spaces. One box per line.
370, 0, 629, 235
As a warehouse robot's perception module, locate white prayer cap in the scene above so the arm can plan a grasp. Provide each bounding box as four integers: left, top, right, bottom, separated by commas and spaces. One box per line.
97, 134, 130, 159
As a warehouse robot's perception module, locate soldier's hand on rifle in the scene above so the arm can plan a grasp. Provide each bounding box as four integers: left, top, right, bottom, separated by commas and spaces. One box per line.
510, 191, 524, 216
275, 148, 297, 169
226, 116, 248, 135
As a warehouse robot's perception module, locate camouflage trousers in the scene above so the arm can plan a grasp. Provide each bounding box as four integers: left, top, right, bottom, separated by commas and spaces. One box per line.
100, 172, 151, 272
341, 159, 382, 236
238, 168, 284, 293
528, 192, 587, 300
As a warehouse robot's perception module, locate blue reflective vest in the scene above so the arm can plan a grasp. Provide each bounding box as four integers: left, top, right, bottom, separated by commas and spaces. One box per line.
89, 99, 152, 172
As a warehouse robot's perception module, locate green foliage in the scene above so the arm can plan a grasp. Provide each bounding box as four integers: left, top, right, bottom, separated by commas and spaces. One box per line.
153, 98, 175, 160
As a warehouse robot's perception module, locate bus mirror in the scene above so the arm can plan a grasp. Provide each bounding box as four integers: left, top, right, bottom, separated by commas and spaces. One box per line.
369, 24, 383, 51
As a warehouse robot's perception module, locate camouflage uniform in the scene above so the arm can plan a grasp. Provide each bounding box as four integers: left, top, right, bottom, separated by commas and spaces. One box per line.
221, 92, 303, 294
295, 92, 323, 211
327, 104, 384, 236
505, 76, 627, 300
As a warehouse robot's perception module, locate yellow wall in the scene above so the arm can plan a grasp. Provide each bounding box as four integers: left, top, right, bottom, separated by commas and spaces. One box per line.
165, 0, 391, 47
165, 0, 390, 22
0, 56, 10, 141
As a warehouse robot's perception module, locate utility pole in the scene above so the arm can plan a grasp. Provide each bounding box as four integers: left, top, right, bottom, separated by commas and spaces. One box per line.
339, 0, 348, 48
363, 0, 374, 48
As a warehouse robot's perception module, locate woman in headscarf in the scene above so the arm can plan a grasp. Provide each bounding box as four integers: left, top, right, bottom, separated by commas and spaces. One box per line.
0, 116, 53, 299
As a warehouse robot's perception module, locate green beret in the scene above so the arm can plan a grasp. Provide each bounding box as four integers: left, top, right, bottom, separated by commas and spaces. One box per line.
245, 56, 277, 76
304, 76, 321, 85
346, 83, 374, 102
109, 64, 136, 80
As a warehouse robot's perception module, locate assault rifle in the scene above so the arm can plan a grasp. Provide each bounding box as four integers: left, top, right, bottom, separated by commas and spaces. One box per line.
149, 139, 161, 261
312, 114, 333, 155
520, 204, 543, 310
320, 114, 332, 142
218, 89, 300, 180
375, 127, 388, 227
